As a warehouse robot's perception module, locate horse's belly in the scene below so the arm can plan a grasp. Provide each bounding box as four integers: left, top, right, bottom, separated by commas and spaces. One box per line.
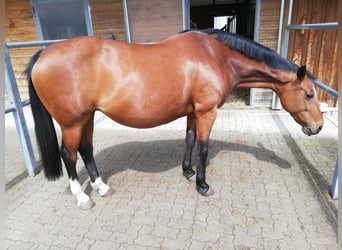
102, 110, 185, 129
99, 100, 191, 129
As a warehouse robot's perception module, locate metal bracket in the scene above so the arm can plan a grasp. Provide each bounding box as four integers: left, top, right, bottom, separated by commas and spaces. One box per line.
330, 159, 338, 200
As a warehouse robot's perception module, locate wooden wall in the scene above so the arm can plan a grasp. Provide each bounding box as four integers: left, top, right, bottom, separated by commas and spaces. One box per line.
90, 0, 126, 41
251, 0, 281, 107
259, 0, 281, 51
6, 0, 338, 106
287, 0, 338, 107
6, 0, 37, 42
253, 0, 338, 107
6, 0, 38, 99
126, 0, 183, 43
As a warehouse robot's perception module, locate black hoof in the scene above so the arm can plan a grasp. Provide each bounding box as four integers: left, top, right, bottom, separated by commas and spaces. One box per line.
197, 183, 214, 196
183, 169, 195, 181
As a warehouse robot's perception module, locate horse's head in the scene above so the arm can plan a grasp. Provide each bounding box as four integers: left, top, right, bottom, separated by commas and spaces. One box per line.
277, 66, 323, 136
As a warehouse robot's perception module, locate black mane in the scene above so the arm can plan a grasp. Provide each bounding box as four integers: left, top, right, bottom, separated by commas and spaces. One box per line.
192, 29, 301, 73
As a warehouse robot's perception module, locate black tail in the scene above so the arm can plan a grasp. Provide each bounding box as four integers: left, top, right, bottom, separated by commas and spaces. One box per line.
25, 50, 63, 180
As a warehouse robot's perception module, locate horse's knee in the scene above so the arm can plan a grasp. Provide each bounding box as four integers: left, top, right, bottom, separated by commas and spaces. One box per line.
197, 142, 208, 159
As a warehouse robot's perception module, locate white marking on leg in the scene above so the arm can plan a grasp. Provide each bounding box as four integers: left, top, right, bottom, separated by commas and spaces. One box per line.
69, 178, 91, 206
90, 177, 111, 196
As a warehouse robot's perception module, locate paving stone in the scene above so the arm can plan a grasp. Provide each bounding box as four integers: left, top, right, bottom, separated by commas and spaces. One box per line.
5, 107, 337, 249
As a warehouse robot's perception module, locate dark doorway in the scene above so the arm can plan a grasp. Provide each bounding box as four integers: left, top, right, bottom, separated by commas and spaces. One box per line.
190, 0, 255, 106
31, 0, 93, 40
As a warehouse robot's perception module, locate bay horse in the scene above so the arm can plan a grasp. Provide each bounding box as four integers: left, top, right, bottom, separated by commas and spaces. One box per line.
26, 29, 323, 209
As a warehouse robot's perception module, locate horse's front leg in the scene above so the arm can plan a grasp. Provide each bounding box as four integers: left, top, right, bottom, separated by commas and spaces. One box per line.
196, 141, 212, 195
194, 108, 217, 196
182, 115, 196, 180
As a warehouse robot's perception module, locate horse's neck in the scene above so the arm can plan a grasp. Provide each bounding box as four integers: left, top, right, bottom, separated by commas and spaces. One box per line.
229, 58, 296, 91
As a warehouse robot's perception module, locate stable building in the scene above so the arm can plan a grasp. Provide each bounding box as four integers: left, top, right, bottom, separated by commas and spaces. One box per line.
5, 0, 338, 107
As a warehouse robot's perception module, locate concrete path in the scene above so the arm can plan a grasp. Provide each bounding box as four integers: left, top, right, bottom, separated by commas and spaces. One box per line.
5, 105, 338, 249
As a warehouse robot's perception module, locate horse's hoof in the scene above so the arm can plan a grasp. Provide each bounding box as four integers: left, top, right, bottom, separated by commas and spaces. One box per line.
202, 187, 214, 196
77, 198, 95, 210
197, 185, 214, 197
186, 174, 196, 182
183, 170, 195, 181
99, 187, 114, 197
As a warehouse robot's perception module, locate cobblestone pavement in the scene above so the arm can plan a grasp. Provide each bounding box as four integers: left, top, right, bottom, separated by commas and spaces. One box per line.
5, 106, 338, 249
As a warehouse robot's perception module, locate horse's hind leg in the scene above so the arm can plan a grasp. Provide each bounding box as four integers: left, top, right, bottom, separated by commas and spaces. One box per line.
78, 114, 112, 197
60, 127, 95, 209
78, 140, 112, 196
182, 114, 196, 180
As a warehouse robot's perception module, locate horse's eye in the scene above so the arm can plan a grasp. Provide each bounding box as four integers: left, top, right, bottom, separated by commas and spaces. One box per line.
306, 93, 314, 100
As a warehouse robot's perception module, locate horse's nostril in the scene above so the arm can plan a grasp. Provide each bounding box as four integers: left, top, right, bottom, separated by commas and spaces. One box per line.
318, 125, 323, 131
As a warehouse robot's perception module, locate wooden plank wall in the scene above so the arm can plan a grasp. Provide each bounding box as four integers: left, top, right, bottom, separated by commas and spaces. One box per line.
252, 0, 281, 107
252, 0, 338, 107
6, 0, 338, 106
5, 0, 39, 99
259, 0, 281, 51
126, 0, 183, 43
90, 0, 126, 41
6, 0, 37, 42
5, 0, 126, 99
287, 0, 338, 107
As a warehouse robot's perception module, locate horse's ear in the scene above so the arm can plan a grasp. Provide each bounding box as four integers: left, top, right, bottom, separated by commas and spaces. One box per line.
297, 66, 306, 80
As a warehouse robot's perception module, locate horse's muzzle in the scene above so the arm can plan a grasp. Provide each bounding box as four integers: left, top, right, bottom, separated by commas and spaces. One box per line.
302, 125, 323, 136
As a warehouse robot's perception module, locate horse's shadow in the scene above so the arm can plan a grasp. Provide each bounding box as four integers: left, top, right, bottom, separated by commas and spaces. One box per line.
76, 139, 290, 192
